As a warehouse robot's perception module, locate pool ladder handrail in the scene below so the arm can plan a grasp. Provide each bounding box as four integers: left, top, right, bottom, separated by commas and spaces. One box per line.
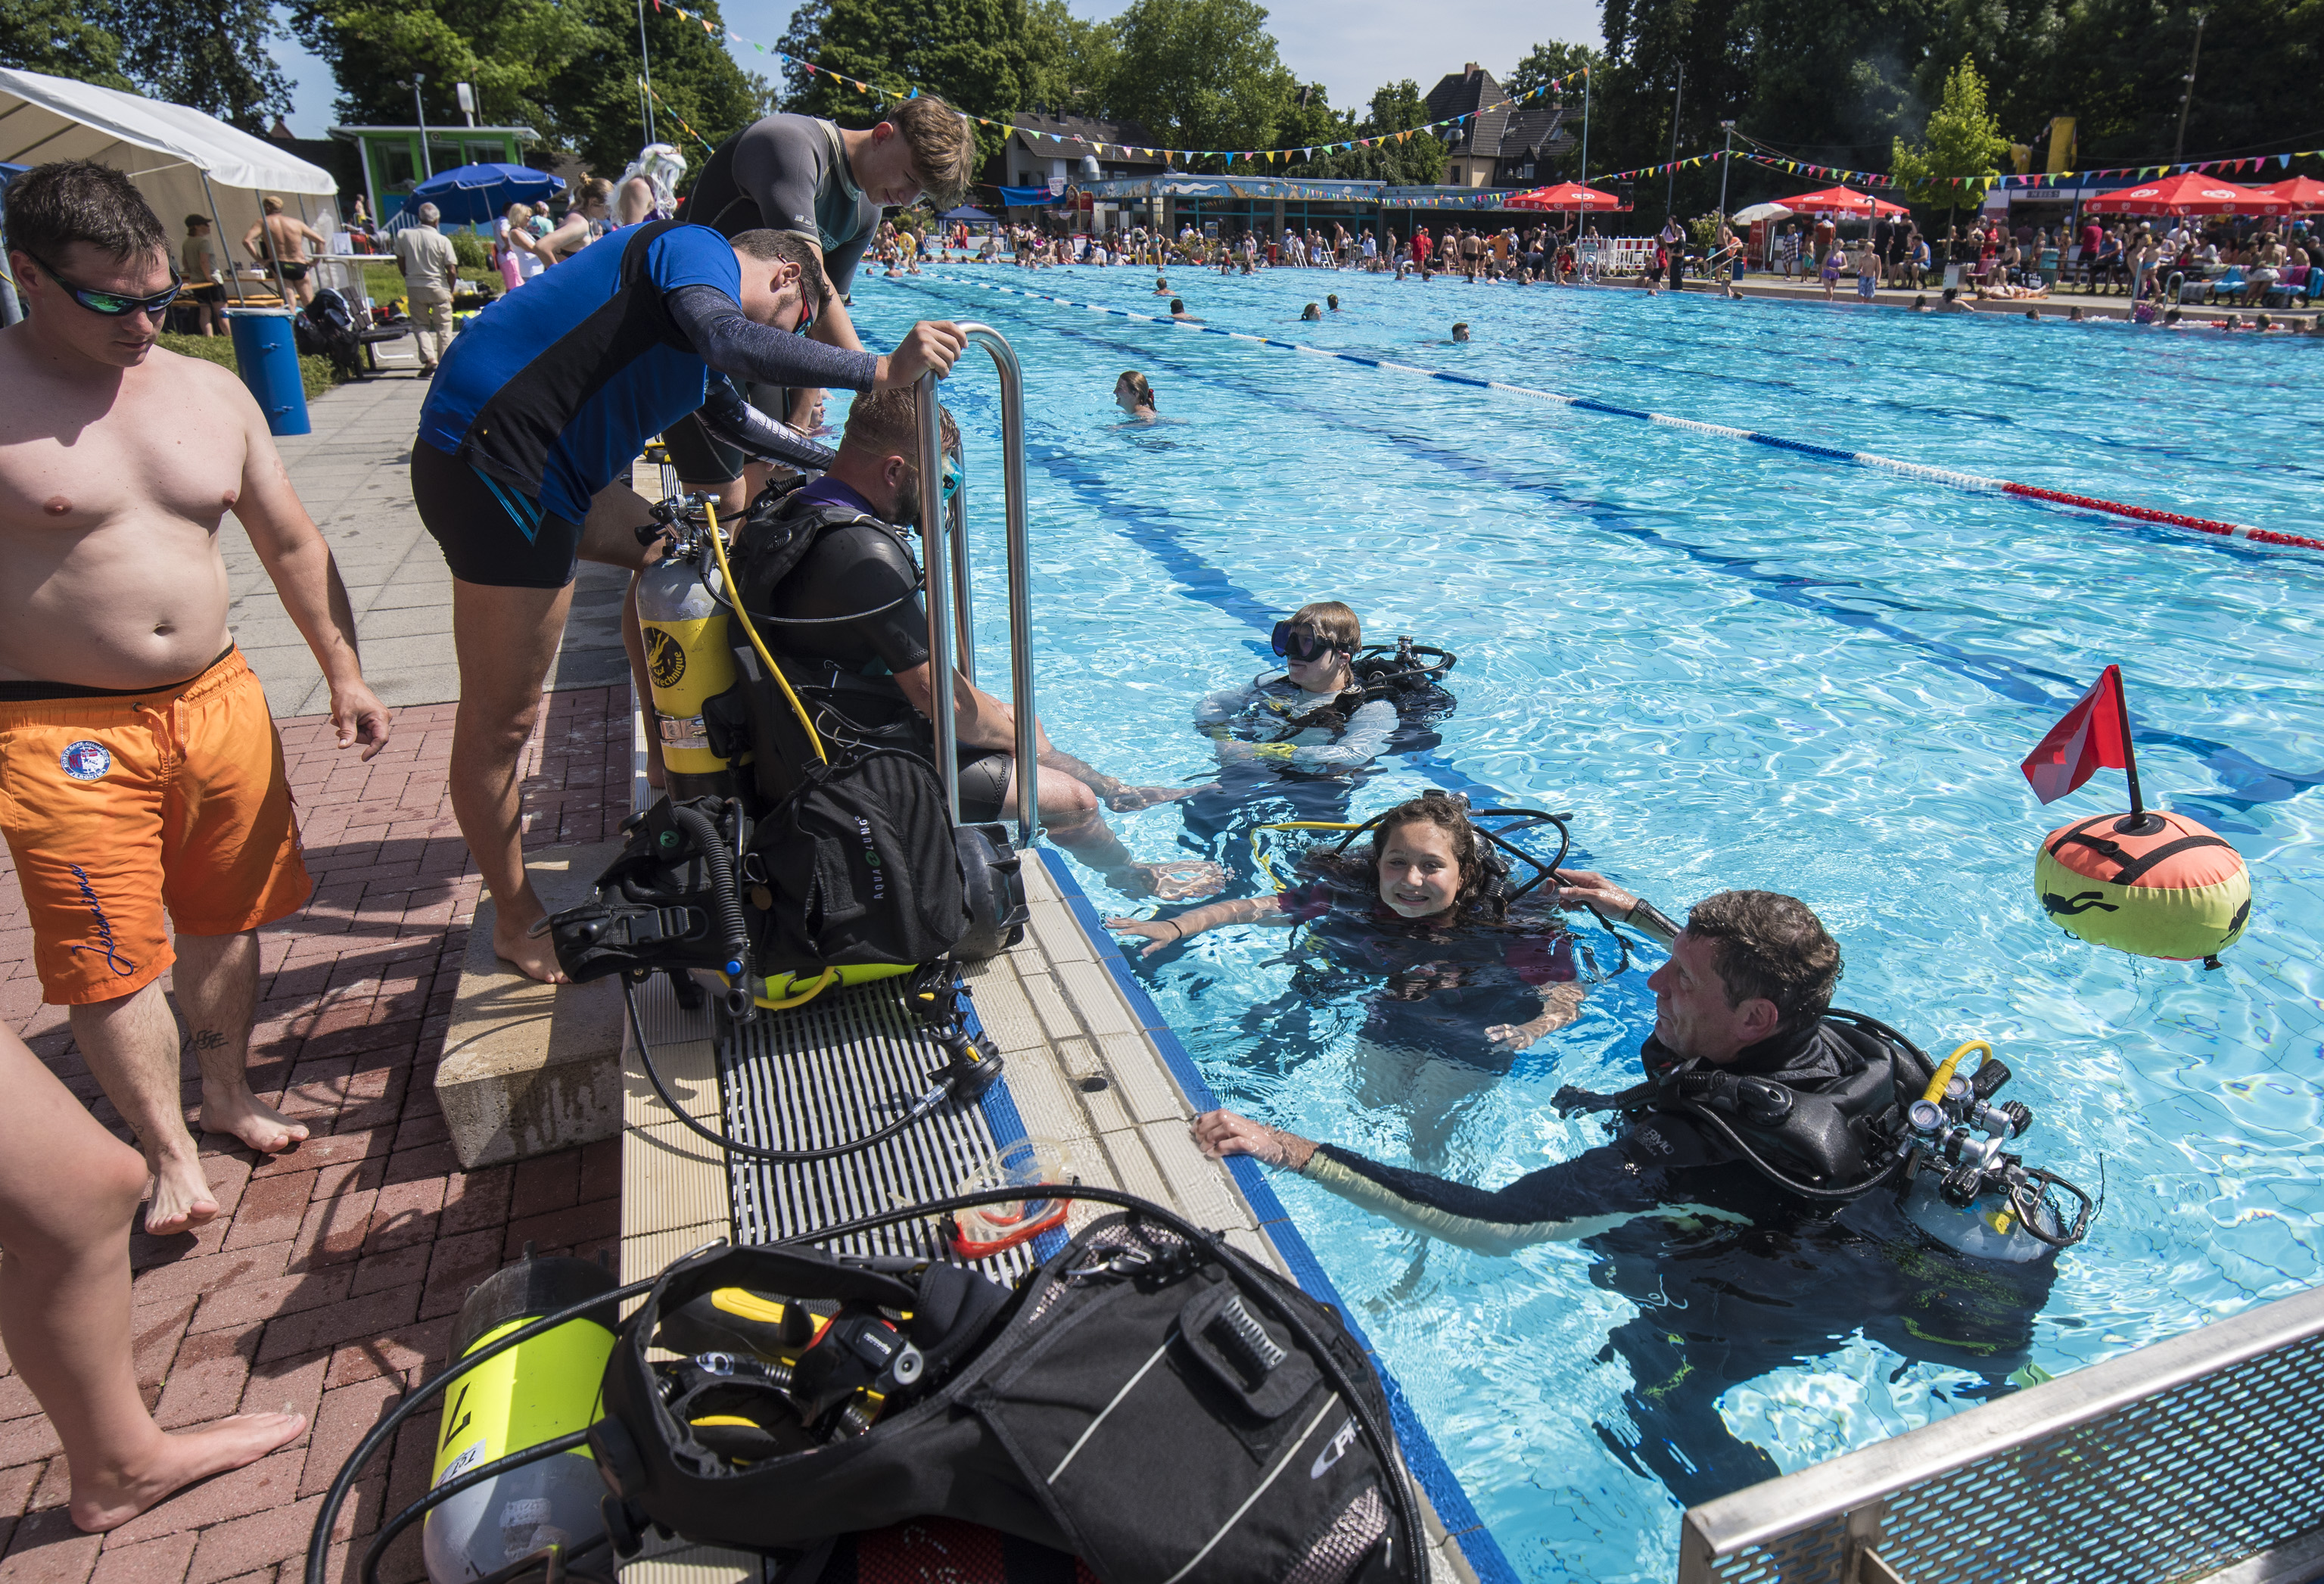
914, 326, 1036, 850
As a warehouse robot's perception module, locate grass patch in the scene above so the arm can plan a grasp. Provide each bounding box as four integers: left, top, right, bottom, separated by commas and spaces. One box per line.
157, 331, 347, 403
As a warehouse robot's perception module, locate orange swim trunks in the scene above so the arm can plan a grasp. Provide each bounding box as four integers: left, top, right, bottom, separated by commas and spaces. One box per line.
0, 646, 310, 1004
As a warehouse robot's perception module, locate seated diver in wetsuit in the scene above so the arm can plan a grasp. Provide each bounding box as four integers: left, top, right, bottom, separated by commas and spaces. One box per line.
1182, 602, 1452, 862
1191, 889, 2065, 1505
736, 389, 1227, 901
1110, 792, 1632, 1161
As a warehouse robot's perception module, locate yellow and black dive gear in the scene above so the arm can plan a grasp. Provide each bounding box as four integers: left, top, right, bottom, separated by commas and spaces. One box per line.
421, 1251, 619, 1584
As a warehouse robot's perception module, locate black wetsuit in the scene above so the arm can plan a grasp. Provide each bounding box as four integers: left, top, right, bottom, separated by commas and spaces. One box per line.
1293, 1017, 2059, 1505
740, 478, 1012, 821
667, 115, 886, 483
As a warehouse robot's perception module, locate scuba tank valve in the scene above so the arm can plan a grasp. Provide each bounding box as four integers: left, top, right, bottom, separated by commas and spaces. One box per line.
422, 1252, 620, 1584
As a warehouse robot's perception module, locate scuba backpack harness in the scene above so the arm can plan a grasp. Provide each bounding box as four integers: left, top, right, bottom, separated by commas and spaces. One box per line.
307, 1185, 1430, 1584
544, 491, 1028, 1167
1554, 1014, 2098, 1254
1209, 640, 1458, 764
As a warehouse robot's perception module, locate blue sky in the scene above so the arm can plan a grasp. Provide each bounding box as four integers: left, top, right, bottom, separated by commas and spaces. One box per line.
269, 0, 1602, 142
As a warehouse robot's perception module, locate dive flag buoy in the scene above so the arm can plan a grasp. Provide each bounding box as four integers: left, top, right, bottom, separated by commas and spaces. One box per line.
2034, 809, 2251, 963
2019, 664, 2249, 966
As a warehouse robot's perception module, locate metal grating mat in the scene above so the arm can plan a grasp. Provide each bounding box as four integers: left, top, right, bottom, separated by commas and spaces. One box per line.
717, 979, 1043, 1284
1693, 1327, 2324, 1584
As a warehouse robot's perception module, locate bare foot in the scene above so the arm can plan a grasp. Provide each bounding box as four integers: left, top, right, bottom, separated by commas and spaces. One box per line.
490, 887, 572, 985
199, 1081, 310, 1156
141, 1149, 222, 1237
1125, 860, 1227, 902
70, 1412, 308, 1533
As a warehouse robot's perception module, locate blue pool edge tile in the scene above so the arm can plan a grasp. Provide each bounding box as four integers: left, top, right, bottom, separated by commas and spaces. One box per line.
1035, 850, 1522, 1584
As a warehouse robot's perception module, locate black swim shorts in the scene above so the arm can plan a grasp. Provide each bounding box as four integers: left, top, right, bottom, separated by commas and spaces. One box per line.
278, 261, 310, 283
957, 747, 1012, 825
409, 438, 586, 589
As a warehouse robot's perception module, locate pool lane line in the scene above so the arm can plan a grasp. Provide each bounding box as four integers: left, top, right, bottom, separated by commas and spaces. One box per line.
885, 275, 2324, 814
920, 272, 2324, 559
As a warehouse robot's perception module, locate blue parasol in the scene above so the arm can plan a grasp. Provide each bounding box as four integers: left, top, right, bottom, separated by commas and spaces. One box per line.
407, 162, 565, 226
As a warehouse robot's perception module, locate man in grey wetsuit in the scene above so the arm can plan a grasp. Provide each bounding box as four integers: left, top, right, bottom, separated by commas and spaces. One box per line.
667, 97, 977, 509
1192, 889, 2058, 1505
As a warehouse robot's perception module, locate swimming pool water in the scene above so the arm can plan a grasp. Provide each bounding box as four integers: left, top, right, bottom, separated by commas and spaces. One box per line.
850, 266, 2324, 1581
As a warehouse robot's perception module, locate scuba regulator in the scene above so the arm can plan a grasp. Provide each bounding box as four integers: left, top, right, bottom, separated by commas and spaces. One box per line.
1894, 1041, 2097, 1260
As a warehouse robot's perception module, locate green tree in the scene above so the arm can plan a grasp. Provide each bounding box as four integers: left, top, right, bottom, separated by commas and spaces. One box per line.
1022, 0, 1119, 117
1108, 0, 1301, 168
293, 0, 767, 176
117, 0, 294, 128
543, 0, 772, 173
782, 0, 1034, 169
291, 0, 596, 134
0, 0, 131, 90
774, 0, 829, 105
1291, 80, 1447, 182
1890, 53, 2006, 230
1507, 39, 1601, 98
2, 0, 297, 129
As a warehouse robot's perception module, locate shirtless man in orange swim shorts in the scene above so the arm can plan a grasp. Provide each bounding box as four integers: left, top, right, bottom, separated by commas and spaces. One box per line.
0, 161, 390, 1234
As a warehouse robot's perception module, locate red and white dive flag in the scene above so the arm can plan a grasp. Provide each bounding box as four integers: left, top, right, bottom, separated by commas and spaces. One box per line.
2021, 665, 2131, 804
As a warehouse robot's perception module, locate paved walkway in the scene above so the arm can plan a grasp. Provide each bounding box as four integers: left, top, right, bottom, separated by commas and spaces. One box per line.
0, 367, 643, 1584
241, 374, 633, 719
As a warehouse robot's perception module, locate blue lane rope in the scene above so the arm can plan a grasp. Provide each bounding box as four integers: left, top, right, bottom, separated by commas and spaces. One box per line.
907, 272, 2320, 557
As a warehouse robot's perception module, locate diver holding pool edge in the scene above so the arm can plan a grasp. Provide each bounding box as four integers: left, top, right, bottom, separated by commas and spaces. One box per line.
1188, 887, 2095, 1504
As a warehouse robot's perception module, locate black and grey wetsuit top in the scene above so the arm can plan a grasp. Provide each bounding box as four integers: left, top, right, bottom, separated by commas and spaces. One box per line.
686, 114, 884, 297
1297, 1018, 1909, 1255
1196, 674, 1399, 773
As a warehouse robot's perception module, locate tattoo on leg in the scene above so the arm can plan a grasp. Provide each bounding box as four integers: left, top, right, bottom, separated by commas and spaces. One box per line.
188, 1029, 229, 1053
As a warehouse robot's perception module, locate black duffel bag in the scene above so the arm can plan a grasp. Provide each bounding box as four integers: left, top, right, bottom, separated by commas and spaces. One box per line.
593, 1200, 1423, 1584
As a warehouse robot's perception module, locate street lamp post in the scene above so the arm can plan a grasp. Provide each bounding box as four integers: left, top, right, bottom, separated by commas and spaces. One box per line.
405, 73, 432, 179
2172, 11, 2208, 165
636, 0, 656, 144
1718, 120, 1735, 214
1664, 61, 1684, 221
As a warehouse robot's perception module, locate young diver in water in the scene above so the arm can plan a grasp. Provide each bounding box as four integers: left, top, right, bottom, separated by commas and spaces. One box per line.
1111, 792, 1649, 1159
1181, 603, 1455, 854
1191, 889, 2092, 1505
1196, 603, 1407, 777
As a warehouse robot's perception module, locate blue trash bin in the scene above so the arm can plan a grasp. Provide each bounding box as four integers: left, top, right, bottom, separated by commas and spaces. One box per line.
225, 307, 311, 437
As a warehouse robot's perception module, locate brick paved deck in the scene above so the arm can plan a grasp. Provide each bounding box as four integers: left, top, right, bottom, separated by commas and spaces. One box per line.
0, 686, 634, 1584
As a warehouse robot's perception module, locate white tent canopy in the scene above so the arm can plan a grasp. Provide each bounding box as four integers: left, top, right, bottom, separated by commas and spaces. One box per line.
0, 66, 341, 288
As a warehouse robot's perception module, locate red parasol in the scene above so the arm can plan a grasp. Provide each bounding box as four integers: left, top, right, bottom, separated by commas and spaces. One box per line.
1777, 185, 1908, 217
2083, 172, 2291, 216
1506, 182, 1630, 212
2243, 174, 2324, 215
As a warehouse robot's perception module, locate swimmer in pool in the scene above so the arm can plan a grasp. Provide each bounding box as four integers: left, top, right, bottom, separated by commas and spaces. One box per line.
1451, 322, 1470, 341
1113, 369, 1157, 421
1153, 275, 1171, 294
1109, 792, 1619, 1159
1170, 297, 1199, 321
1301, 303, 1321, 321
1327, 294, 1340, 311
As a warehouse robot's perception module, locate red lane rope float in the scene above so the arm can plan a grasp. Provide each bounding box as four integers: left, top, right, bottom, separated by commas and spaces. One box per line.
1998, 483, 2324, 552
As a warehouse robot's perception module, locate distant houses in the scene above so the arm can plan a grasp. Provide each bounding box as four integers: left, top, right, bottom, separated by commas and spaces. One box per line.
1424, 64, 1573, 189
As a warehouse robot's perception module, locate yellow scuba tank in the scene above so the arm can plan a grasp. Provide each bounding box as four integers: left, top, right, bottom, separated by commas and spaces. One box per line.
636, 536, 739, 801
422, 1253, 619, 1584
